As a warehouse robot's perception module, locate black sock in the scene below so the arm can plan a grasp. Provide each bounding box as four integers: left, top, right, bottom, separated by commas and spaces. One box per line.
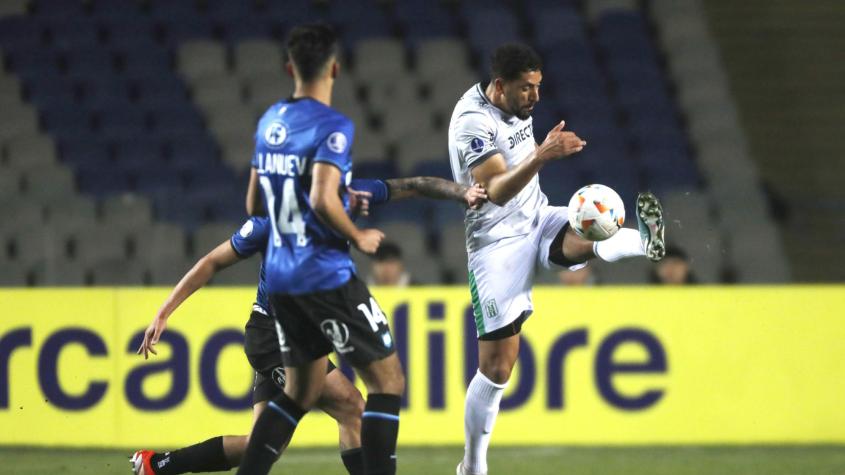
361, 393, 401, 475
341, 448, 365, 475
236, 393, 306, 475
150, 436, 232, 475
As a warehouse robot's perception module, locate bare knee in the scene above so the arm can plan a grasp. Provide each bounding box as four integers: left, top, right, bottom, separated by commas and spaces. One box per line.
479, 357, 514, 384
359, 355, 406, 396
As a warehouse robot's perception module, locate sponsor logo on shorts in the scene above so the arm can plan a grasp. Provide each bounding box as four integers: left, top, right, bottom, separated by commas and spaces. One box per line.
321, 319, 354, 354
271, 367, 286, 389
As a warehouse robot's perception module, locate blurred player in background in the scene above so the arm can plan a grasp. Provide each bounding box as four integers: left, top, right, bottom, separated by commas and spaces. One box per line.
651, 245, 696, 285
448, 43, 666, 475
130, 177, 484, 475
367, 242, 411, 287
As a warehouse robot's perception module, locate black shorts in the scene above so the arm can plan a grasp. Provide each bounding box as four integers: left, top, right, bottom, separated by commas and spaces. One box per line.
269, 276, 396, 367
244, 310, 336, 404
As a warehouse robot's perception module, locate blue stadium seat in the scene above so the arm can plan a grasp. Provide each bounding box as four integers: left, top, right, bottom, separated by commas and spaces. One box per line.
396, 2, 455, 45
41, 107, 91, 134
411, 160, 453, 180
26, 77, 77, 107
160, 17, 215, 44
79, 78, 131, 105
466, 8, 522, 57
328, 1, 393, 45
103, 19, 159, 49
353, 162, 399, 180
149, 107, 207, 138
60, 139, 111, 168
220, 21, 273, 44
7, 49, 61, 77
76, 166, 131, 197
95, 106, 148, 136
114, 138, 166, 170
32, 0, 87, 20
184, 163, 236, 190
133, 169, 184, 194
91, 0, 145, 22
531, 6, 586, 48
0, 17, 44, 51
121, 49, 174, 77
64, 50, 117, 76
45, 20, 101, 49
168, 135, 219, 166
150, 0, 200, 21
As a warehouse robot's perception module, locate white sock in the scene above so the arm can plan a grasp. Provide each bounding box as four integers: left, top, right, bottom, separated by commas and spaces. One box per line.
463, 370, 507, 474
593, 228, 644, 262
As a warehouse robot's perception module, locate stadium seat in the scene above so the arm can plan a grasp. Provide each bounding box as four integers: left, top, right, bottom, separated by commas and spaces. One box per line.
31, 258, 88, 286
233, 39, 283, 77
21, 166, 77, 204
73, 224, 131, 263
377, 222, 429, 260
0, 260, 30, 286
178, 40, 228, 81
11, 227, 68, 266
395, 132, 446, 175
89, 258, 148, 285
0, 104, 40, 141
353, 38, 407, 82
101, 193, 154, 233
133, 223, 188, 262
352, 127, 387, 163
4, 133, 58, 171
192, 221, 239, 257
147, 256, 195, 285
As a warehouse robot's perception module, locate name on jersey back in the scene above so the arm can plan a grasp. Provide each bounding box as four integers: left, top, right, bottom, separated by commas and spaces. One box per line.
255, 152, 307, 177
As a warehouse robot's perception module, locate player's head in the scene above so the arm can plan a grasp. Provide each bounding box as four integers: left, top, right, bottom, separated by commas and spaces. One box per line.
490, 44, 543, 120
284, 23, 340, 84
371, 242, 407, 286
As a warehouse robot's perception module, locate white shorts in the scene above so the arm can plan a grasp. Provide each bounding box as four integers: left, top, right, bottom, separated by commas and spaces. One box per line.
467, 205, 581, 337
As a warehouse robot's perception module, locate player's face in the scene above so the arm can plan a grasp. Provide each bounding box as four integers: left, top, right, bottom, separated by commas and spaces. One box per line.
502, 70, 542, 120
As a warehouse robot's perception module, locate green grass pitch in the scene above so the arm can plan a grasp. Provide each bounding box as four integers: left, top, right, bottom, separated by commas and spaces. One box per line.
2, 445, 845, 474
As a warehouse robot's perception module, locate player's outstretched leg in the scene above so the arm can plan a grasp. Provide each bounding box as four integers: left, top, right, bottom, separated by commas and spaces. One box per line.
236, 358, 329, 475
356, 353, 405, 475
130, 436, 235, 475
558, 192, 666, 264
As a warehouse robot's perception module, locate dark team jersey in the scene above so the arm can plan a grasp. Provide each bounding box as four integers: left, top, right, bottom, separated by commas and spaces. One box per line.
230, 180, 389, 310
229, 216, 272, 313
252, 97, 356, 295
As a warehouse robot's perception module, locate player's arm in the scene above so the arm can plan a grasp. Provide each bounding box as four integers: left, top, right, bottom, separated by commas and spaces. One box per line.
246, 168, 265, 216
311, 163, 384, 254
385, 177, 487, 209
137, 241, 242, 359
472, 121, 585, 206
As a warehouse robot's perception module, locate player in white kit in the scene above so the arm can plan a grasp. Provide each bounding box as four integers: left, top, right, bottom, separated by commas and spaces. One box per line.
450, 44, 666, 475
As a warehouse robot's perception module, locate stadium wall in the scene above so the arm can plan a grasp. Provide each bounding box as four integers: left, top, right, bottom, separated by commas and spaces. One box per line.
1, 287, 843, 448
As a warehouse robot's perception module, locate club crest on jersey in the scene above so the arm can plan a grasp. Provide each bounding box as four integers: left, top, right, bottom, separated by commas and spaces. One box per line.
327, 132, 348, 153
239, 219, 254, 238
264, 121, 287, 148
321, 319, 354, 353
470, 137, 485, 153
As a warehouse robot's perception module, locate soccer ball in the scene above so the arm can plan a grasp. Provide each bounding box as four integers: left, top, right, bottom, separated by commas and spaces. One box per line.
567, 184, 625, 241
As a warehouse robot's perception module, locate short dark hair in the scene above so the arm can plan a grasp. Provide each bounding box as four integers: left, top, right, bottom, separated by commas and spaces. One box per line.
285, 23, 339, 83
373, 242, 402, 262
490, 43, 543, 82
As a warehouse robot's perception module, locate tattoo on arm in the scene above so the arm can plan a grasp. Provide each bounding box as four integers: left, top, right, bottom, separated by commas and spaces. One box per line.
386, 177, 466, 202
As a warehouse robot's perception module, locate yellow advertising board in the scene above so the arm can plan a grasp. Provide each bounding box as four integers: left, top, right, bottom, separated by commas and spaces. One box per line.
0, 286, 844, 448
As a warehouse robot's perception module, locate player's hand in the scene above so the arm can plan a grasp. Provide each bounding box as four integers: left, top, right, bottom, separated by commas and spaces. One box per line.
137, 316, 168, 360
538, 121, 586, 161
465, 183, 488, 209
353, 228, 384, 255
347, 187, 372, 217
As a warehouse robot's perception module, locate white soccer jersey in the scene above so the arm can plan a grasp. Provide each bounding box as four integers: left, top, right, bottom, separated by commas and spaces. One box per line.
448, 83, 548, 252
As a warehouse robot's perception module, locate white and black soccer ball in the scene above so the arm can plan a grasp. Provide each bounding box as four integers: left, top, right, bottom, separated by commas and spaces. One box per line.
567, 184, 625, 241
